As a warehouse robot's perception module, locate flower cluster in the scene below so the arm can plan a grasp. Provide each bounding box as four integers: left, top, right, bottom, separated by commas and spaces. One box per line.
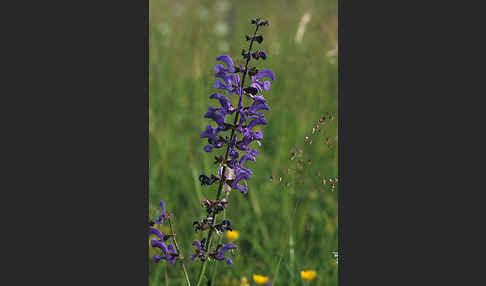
190, 239, 237, 265
148, 201, 179, 264
192, 17, 274, 268
199, 20, 275, 195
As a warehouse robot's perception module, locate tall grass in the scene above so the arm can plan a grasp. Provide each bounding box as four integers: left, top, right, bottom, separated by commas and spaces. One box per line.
150, 0, 338, 285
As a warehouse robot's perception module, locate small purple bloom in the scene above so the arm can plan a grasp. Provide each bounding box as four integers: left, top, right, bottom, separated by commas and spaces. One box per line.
213, 243, 237, 264
148, 227, 168, 241
239, 149, 258, 165
215, 55, 235, 73
210, 93, 235, 113
190, 240, 206, 262
255, 69, 276, 81
151, 239, 178, 264
204, 106, 227, 127
200, 125, 220, 144
155, 200, 167, 224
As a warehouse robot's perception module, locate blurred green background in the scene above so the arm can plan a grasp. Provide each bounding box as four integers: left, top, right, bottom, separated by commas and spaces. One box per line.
149, 0, 338, 285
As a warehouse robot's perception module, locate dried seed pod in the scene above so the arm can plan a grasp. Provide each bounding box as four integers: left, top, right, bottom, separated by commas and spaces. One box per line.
290, 152, 296, 160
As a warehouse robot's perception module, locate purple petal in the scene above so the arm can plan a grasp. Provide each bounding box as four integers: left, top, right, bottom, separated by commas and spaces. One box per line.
210, 93, 234, 112
200, 125, 219, 144
193, 240, 201, 251
152, 254, 163, 263
214, 63, 225, 73
148, 227, 165, 240
216, 55, 235, 73
225, 257, 233, 265
263, 81, 271, 90
214, 79, 228, 90
247, 117, 268, 129
255, 69, 275, 80
231, 183, 248, 194
151, 239, 170, 257
204, 145, 213, 152
159, 201, 166, 216
167, 243, 177, 254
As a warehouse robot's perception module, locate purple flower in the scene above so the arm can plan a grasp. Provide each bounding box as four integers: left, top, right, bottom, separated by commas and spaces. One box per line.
210, 93, 235, 113
155, 201, 167, 225
151, 239, 178, 264
255, 69, 276, 81
215, 55, 235, 73
190, 240, 206, 262
236, 129, 263, 151
148, 227, 168, 242
247, 116, 268, 130
204, 106, 227, 127
213, 55, 242, 96
200, 125, 220, 144
213, 243, 237, 265
239, 149, 258, 165
231, 164, 253, 194
250, 69, 275, 93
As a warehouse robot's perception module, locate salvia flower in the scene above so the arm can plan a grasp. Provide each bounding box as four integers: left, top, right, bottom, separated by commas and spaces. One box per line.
151, 239, 178, 264
154, 200, 167, 225
148, 201, 179, 264
210, 243, 237, 265
190, 240, 207, 261
194, 17, 272, 271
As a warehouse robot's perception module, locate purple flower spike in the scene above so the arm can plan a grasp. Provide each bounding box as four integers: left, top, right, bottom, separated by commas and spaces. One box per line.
151, 239, 178, 264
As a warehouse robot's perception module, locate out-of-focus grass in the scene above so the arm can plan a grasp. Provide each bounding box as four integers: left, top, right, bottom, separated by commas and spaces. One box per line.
149, 0, 338, 285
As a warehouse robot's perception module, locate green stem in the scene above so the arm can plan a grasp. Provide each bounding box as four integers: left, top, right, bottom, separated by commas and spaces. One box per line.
210, 192, 229, 283
195, 252, 209, 286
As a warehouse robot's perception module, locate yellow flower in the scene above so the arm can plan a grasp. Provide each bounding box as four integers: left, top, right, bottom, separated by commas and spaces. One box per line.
226, 230, 239, 241
253, 274, 269, 285
300, 270, 317, 281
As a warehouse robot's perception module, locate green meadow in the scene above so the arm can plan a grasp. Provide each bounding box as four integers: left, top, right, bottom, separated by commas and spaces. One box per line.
149, 0, 338, 285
